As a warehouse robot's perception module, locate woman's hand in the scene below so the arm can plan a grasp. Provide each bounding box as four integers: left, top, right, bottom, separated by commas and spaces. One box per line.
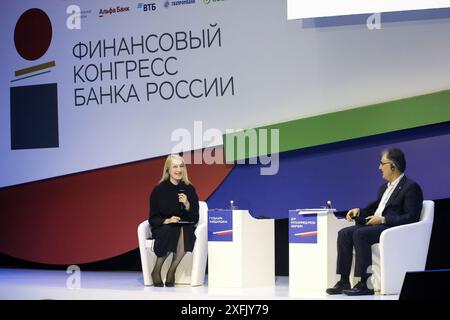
164, 216, 181, 224
178, 193, 190, 211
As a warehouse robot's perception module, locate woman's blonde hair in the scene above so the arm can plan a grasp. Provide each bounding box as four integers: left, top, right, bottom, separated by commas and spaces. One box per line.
160, 154, 191, 185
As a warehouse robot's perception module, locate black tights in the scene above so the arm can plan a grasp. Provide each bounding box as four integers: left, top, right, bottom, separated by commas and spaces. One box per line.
151, 228, 186, 285
166, 228, 186, 284
151, 253, 168, 285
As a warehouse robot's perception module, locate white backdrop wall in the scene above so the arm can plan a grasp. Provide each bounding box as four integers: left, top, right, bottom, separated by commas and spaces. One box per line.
1, 0, 450, 187
287, 0, 450, 19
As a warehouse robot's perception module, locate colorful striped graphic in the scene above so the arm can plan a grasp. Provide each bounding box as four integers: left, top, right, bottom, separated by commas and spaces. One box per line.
295, 231, 318, 238
224, 89, 450, 162
15, 60, 55, 76
212, 230, 233, 236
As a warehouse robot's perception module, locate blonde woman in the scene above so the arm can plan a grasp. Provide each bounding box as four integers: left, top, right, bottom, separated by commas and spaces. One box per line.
148, 155, 199, 287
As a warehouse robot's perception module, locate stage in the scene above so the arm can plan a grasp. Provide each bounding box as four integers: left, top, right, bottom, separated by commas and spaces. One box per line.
0, 268, 398, 300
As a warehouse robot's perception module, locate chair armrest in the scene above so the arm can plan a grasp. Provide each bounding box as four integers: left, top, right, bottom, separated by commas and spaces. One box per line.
137, 221, 151, 247
191, 223, 208, 286
380, 220, 432, 273
194, 223, 207, 246
380, 221, 431, 248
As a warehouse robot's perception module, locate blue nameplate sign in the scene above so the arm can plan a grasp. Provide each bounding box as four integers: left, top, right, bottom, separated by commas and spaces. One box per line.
289, 210, 318, 244
208, 209, 233, 242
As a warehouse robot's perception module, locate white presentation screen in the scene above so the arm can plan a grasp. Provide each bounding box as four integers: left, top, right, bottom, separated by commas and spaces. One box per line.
2, 0, 450, 187
287, 0, 450, 19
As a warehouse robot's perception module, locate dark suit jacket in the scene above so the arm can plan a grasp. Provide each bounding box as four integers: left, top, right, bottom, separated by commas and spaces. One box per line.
358, 176, 423, 227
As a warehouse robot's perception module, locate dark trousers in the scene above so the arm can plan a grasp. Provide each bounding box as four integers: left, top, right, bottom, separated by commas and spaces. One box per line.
336, 224, 389, 278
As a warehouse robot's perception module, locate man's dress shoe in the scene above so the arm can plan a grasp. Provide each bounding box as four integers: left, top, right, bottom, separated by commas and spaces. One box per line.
326, 280, 351, 295
342, 281, 374, 296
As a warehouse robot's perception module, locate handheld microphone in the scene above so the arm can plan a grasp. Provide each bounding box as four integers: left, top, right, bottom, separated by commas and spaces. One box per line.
178, 187, 186, 210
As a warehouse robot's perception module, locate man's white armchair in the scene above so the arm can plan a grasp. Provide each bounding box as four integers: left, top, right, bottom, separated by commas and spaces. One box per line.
352, 200, 434, 294
137, 201, 208, 286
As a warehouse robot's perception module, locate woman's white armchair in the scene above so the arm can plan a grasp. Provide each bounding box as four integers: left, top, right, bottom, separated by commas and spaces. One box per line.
137, 201, 208, 286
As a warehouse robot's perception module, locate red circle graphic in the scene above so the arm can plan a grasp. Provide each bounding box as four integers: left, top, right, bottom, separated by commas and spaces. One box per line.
14, 8, 52, 61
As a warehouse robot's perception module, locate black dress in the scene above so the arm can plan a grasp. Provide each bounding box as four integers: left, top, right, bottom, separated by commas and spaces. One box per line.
148, 179, 200, 257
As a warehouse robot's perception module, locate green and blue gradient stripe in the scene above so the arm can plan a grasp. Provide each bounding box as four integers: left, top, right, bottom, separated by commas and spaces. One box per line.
224, 89, 450, 161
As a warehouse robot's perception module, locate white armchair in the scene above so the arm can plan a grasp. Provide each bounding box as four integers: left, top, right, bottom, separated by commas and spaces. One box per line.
137, 201, 208, 286
352, 200, 434, 294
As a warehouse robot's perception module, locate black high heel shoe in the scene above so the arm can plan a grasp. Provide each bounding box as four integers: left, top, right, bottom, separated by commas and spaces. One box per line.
164, 272, 175, 287
151, 273, 164, 287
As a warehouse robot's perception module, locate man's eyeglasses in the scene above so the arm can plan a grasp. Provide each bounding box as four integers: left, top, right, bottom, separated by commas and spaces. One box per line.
379, 161, 393, 166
